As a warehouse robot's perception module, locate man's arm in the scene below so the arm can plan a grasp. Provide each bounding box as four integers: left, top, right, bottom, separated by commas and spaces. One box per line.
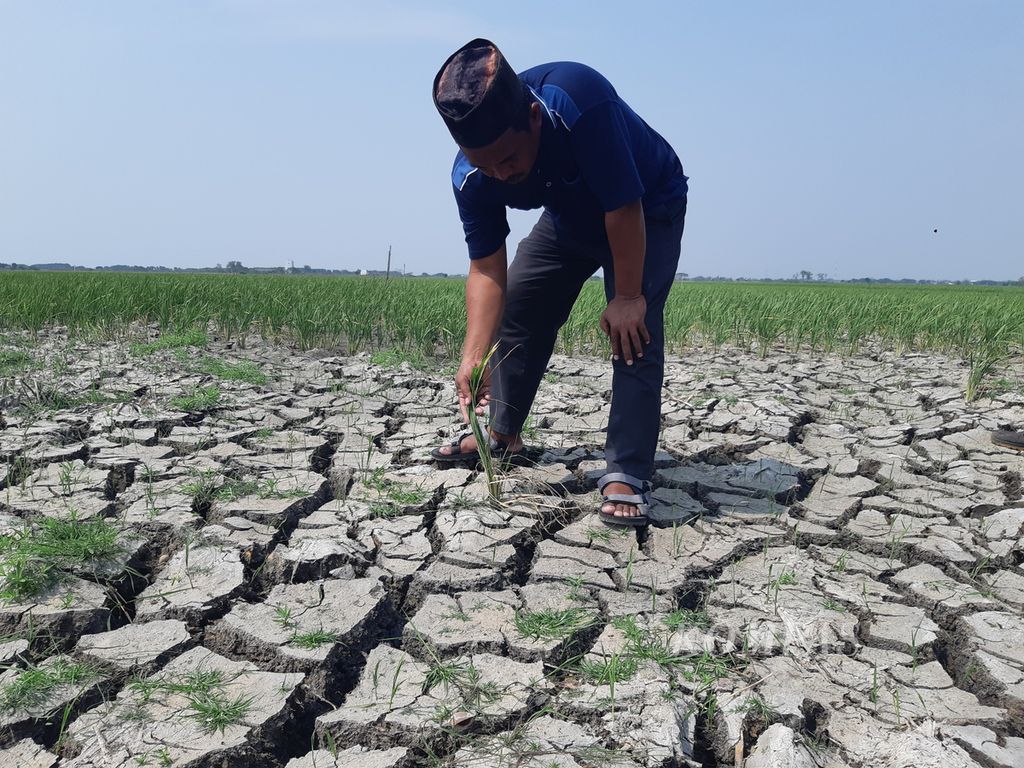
600, 199, 649, 365
457, 244, 507, 421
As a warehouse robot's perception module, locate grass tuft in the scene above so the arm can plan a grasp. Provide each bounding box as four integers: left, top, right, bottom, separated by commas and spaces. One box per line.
196, 356, 267, 385
0, 515, 123, 602
513, 608, 595, 641
130, 328, 208, 357
289, 629, 339, 649
0, 657, 98, 713
170, 385, 221, 412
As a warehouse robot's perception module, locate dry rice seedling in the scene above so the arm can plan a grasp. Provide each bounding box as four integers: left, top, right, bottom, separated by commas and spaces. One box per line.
467, 343, 501, 502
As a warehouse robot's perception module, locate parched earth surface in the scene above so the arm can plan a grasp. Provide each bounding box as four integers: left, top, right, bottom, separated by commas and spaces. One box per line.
1, 328, 1023, 767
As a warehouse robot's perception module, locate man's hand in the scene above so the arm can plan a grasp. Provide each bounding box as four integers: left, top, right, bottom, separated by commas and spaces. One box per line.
457, 244, 506, 422
455, 356, 490, 423
600, 294, 649, 365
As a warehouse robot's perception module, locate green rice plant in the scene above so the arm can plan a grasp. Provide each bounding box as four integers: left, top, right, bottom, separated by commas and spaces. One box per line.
520, 409, 540, 442
1, 274, 1022, 383
966, 343, 1008, 401
388, 656, 406, 709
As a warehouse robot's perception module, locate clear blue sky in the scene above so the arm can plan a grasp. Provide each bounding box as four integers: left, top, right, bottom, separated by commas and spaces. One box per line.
1, 1, 1021, 280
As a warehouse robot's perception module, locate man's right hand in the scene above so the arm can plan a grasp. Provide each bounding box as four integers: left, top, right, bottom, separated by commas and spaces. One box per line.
456, 356, 491, 423
458, 244, 507, 424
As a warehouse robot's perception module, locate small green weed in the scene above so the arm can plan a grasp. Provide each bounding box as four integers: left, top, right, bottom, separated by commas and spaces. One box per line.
0, 350, 33, 376
129, 667, 252, 734
513, 608, 595, 641
663, 609, 712, 631
0, 515, 123, 602
289, 629, 339, 649
130, 328, 208, 357
170, 386, 221, 412
0, 657, 98, 713
185, 690, 254, 733
196, 357, 267, 385
179, 470, 220, 509
578, 651, 639, 687
822, 597, 846, 612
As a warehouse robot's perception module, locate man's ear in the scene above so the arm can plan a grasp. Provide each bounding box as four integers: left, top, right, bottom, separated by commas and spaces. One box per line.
530, 101, 542, 127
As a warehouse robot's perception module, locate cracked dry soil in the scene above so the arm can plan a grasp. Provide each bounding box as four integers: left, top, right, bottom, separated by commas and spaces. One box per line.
1, 328, 1023, 767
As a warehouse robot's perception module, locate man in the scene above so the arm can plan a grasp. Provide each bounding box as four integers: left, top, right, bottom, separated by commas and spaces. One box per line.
430, 39, 688, 527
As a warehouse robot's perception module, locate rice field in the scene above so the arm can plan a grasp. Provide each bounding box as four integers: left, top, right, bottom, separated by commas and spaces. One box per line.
0, 271, 1022, 362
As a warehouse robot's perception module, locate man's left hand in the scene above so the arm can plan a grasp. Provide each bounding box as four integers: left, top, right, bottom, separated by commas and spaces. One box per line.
600, 294, 649, 365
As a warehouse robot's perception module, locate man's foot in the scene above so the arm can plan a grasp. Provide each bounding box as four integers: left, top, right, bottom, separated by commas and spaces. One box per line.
992, 430, 1024, 452
436, 430, 523, 457
597, 473, 651, 527
600, 482, 646, 519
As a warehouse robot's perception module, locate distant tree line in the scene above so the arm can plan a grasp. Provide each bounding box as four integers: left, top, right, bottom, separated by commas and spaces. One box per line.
0, 262, 454, 279
1, 261, 1022, 286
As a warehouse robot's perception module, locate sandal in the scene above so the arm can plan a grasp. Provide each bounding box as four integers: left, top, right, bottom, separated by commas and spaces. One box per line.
598, 472, 651, 527
992, 430, 1024, 453
430, 429, 526, 464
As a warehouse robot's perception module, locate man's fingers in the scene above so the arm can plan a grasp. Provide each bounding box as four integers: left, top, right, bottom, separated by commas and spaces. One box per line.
628, 328, 644, 360
640, 322, 651, 346
619, 330, 634, 365
600, 315, 611, 337
610, 329, 622, 361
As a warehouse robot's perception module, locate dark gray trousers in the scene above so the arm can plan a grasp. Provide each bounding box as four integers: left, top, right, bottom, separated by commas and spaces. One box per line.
490, 198, 686, 484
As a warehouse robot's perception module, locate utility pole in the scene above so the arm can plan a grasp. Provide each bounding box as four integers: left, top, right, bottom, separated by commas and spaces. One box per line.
385, 245, 392, 281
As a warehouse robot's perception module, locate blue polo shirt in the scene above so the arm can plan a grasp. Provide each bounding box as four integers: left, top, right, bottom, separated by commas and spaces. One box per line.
450, 61, 688, 260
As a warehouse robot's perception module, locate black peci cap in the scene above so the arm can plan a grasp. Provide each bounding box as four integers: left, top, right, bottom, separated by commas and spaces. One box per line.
433, 38, 529, 149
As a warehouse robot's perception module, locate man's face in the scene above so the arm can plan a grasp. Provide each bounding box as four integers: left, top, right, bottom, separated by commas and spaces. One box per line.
462, 102, 543, 185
